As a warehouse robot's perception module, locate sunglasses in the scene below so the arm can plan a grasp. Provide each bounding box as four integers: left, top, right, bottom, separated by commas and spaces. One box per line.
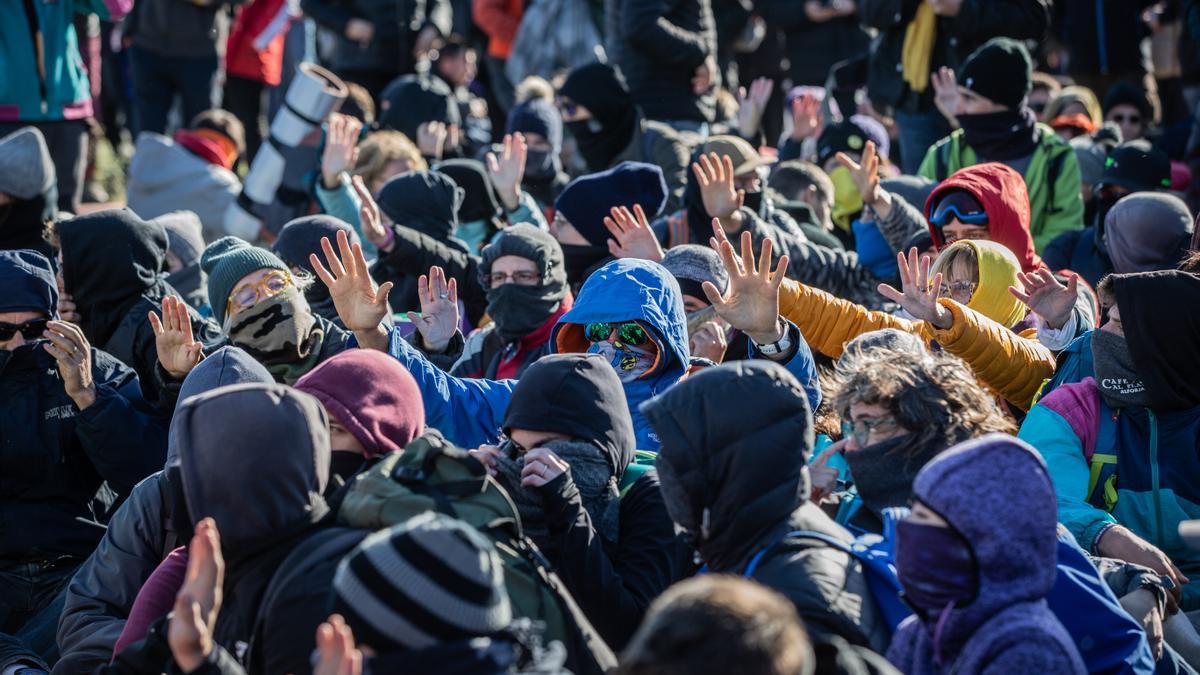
1110, 114, 1142, 125
500, 436, 529, 459
842, 417, 899, 447
929, 203, 989, 228
0, 318, 48, 341
227, 269, 292, 317
585, 321, 649, 346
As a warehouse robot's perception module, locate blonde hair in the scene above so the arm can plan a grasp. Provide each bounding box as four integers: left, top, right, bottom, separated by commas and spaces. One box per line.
930, 241, 979, 287
1044, 86, 1103, 127
352, 131, 428, 187
515, 76, 554, 104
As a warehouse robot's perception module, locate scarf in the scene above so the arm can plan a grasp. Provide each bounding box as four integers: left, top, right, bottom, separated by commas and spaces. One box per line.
487, 283, 563, 344
958, 108, 1040, 162
174, 129, 237, 170
901, 3, 937, 94
225, 290, 324, 383
566, 116, 636, 173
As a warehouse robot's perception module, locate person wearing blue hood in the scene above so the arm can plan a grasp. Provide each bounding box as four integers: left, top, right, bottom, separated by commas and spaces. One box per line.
0, 250, 164, 674
311, 227, 821, 453
888, 435, 1086, 675
53, 347, 273, 675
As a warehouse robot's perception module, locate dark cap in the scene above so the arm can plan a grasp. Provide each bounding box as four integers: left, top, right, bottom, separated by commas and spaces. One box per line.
1096, 141, 1171, 192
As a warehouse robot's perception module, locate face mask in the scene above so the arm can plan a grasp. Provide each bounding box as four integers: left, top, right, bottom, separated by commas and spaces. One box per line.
224, 289, 317, 365
329, 451, 367, 486
559, 243, 610, 287
741, 189, 764, 215
957, 108, 1039, 161
588, 338, 656, 383
828, 165, 863, 232
895, 518, 979, 613
486, 282, 562, 343
1091, 328, 1151, 408
0, 342, 39, 377
524, 148, 559, 182
454, 219, 492, 254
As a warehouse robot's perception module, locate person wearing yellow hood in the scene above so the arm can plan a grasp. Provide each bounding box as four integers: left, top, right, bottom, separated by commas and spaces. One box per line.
768, 234, 1055, 412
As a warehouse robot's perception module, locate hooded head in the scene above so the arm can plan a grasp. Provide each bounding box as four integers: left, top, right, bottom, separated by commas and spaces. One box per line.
174, 383, 330, 556
929, 240, 1028, 329
504, 353, 635, 478
925, 163, 1042, 273
1104, 193, 1193, 274
434, 159, 504, 251
295, 349, 425, 458
506, 97, 564, 182
0, 249, 58, 322
376, 171, 464, 243
272, 215, 360, 318
478, 224, 570, 342
661, 245, 729, 310
907, 434, 1058, 656
167, 346, 274, 466
642, 360, 814, 571
1112, 270, 1200, 411
558, 63, 639, 171
58, 208, 169, 344
0, 127, 57, 258
378, 76, 461, 146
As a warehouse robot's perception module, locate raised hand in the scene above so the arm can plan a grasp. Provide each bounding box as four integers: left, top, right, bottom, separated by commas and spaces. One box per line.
702, 222, 789, 347
406, 266, 459, 353
877, 247, 952, 329
416, 121, 448, 160
314, 615, 363, 675
692, 54, 718, 96
692, 152, 744, 222
486, 132, 526, 211
1010, 268, 1078, 330
350, 175, 391, 252
790, 93, 825, 141
311, 229, 393, 351
737, 77, 774, 139
149, 295, 203, 380
58, 290, 82, 324
835, 140, 891, 217
931, 67, 961, 124
604, 204, 664, 262
689, 319, 729, 363
168, 518, 225, 674
42, 320, 97, 409
810, 439, 848, 503
522, 447, 570, 489
321, 113, 363, 190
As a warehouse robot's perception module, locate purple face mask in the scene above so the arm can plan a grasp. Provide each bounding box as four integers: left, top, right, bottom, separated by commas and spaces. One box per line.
895, 518, 978, 612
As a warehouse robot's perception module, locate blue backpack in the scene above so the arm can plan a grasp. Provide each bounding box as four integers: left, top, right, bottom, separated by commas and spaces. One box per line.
741, 507, 914, 637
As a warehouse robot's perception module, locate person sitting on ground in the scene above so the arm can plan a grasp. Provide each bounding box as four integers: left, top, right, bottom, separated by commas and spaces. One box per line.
54, 208, 221, 407
272, 215, 364, 324
312, 227, 820, 453
887, 435, 1087, 674
660, 245, 742, 364
0, 250, 163, 674
1103, 82, 1153, 143
766, 159, 843, 250
126, 110, 245, 243
505, 95, 569, 209
0, 127, 58, 260
434, 146, 547, 254
919, 38, 1084, 252
154, 211, 211, 317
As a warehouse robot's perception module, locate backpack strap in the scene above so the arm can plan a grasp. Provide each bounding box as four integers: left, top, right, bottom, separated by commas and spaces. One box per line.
743, 529, 852, 578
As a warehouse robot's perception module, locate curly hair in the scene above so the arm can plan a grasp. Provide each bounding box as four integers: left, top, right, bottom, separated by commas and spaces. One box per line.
831, 350, 1014, 455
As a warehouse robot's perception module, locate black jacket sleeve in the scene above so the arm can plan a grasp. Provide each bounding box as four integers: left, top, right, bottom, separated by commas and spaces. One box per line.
538, 471, 694, 650
620, 0, 710, 69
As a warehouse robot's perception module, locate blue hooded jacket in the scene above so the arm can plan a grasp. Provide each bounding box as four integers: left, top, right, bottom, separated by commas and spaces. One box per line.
387, 258, 821, 451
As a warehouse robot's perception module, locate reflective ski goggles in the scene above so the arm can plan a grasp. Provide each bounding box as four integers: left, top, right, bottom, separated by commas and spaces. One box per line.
584, 321, 649, 346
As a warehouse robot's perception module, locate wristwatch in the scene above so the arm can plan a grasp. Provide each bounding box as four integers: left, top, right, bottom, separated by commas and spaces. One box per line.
753, 320, 792, 356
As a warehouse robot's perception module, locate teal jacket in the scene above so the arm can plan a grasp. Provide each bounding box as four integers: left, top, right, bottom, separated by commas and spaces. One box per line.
0, 0, 124, 122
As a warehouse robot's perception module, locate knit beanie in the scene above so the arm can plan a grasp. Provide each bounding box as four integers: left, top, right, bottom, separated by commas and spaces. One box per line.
558, 63, 635, 130
0, 127, 55, 201
479, 223, 567, 297
1103, 81, 1153, 119
506, 98, 563, 153
661, 245, 728, 300
958, 38, 1033, 109
554, 161, 668, 246
294, 349, 425, 457
200, 236, 290, 325
272, 215, 360, 275
332, 512, 512, 653
153, 211, 206, 267
378, 76, 461, 144
0, 249, 58, 317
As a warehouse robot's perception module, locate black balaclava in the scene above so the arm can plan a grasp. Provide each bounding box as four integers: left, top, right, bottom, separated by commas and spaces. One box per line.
1112, 270, 1200, 411
434, 159, 504, 223
478, 224, 568, 343
559, 63, 638, 172
375, 171, 464, 242
378, 76, 461, 149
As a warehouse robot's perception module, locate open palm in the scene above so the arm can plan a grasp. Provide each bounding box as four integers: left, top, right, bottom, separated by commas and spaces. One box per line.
704, 221, 789, 342
878, 247, 951, 329
149, 295, 203, 379
1011, 268, 1077, 330
692, 152, 744, 220
311, 229, 393, 336
604, 204, 664, 262
407, 266, 460, 352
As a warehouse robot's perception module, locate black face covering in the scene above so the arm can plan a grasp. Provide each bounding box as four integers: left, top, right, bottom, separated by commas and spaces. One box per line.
329, 451, 367, 486
559, 243, 610, 288
486, 283, 561, 343
742, 189, 764, 215
524, 148, 559, 182
566, 117, 635, 173
958, 108, 1040, 161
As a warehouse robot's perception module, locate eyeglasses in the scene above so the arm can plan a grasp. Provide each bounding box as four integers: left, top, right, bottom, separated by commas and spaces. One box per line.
1110, 114, 1142, 125
938, 280, 978, 301
227, 270, 292, 317
500, 436, 529, 459
489, 270, 541, 287
930, 203, 989, 228
842, 417, 899, 447
0, 318, 47, 341
585, 321, 649, 346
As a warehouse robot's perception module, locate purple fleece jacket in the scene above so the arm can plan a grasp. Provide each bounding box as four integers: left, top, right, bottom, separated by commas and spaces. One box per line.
886, 434, 1086, 675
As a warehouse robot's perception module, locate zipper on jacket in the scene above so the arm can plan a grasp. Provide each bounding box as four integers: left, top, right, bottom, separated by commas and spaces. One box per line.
1149, 410, 1163, 547
20, 0, 50, 114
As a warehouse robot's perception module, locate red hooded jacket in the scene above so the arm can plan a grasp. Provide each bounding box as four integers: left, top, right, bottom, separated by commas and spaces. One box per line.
924, 163, 1044, 274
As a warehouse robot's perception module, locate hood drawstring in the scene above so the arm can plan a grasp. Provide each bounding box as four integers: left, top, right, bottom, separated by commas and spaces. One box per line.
931, 599, 956, 665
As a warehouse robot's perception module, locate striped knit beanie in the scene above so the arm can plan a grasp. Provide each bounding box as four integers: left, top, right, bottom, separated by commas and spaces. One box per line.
332, 512, 512, 653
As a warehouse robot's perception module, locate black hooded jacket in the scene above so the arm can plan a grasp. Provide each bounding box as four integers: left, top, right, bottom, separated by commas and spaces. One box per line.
58, 209, 221, 407
642, 360, 887, 653
1115, 270, 1200, 411
502, 354, 694, 650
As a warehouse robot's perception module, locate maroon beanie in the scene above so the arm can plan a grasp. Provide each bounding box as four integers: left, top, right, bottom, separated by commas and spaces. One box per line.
295, 350, 424, 457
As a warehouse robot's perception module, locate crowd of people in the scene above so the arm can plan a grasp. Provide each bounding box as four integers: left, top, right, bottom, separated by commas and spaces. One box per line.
4, 0, 1200, 673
